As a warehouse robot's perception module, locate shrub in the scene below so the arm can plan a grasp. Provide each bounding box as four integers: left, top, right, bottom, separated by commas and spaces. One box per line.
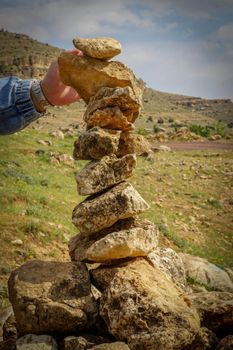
153, 124, 160, 133
214, 122, 226, 138
189, 124, 211, 137
137, 128, 148, 136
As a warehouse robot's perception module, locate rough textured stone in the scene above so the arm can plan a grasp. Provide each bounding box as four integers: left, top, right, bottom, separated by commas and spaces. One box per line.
76, 154, 136, 195
117, 132, 151, 156
90, 343, 130, 350
62, 335, 111, 350
8, 260, 98, 335
3, 313, 17, 341
148, 247, 186, 290
189, 291, 233, 333
184, 327, 218, 350
70, 218, 159, 263
0, 339, 15, 350
0, 306, 12, 339
84, 87, 140, 131
58, 53, 142, 104
70, 218, 135, 261
73, 37, 121, 60
198, 328, 218, 350
179, 253, 233, 292
225, 267, 233, 283
16, 334, 57, 350
72, 182, 149, 235
216, 335, 233, 350
73, 127, 120, 160
96, 258, 200, 350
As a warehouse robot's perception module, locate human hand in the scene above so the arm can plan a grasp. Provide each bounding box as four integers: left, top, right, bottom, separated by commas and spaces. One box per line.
41, 49, 83, 106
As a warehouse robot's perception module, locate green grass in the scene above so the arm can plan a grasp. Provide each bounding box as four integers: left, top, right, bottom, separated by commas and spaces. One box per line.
0, 128, 233, 308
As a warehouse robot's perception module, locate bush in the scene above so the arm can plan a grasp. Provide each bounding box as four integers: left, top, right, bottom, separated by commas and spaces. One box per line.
189, 124, 211, 137
214, 122, 226, 138
137, 128, 148, 136
189, 123, 227, 138
153, 124, 160, 133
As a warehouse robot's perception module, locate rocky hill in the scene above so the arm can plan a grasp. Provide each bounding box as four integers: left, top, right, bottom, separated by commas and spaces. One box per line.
0, 29, 63, 79
1, 29, 233, 130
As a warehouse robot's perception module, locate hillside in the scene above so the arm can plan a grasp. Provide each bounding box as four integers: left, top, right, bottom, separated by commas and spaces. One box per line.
0, 29, 233, 131
0, 29, 63, 79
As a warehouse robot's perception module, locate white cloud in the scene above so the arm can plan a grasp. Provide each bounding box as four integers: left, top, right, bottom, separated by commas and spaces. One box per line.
120, 40, 233, 99
0, 0, 233, 99
215, 22, 233, 44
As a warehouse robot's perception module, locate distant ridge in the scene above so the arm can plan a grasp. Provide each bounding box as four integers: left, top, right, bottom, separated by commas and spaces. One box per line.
0, 29, 63, 79
0, 29, 232, 125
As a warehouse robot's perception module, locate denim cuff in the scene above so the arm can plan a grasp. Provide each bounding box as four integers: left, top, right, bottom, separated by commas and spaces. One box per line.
15, 79, 42, 126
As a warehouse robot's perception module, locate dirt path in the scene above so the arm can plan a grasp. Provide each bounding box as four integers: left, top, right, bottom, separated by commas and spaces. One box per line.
153, 141, 233, 151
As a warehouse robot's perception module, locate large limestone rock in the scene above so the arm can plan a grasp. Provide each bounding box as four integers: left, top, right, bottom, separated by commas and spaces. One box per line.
69, 218, 159, 263
117, 132, 151, 156
16, 334, 57, 350
93, 259, 201, 350
76, 154, 136, 195
84, 87, 140, 131
72, 181, 149, 235
73, 37, 121, 60
189, 291, 233, 333
73, 127, 120, 160
179, 253, 233, 292
148, 247, 186, 290
8, 260, 98, 335
58, 53, 142, 104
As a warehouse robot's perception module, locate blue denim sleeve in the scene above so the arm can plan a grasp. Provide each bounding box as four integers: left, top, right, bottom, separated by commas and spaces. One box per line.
0, 76, 42, 135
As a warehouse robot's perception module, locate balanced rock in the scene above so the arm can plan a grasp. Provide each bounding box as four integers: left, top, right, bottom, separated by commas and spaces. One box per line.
117, 132, 151, 156
189, 291, 233, 333
179, 253, 233, 293
73, 127, 120, 160
8, 260, 98, 335
76, 154, 136, 195
148, 247, 186, 290
70, 218, 135, 261
58, 53, 142, 104
16, 334, 57, 350
69, 218, 159, 263
73, 37, 121, 60
72, 181, 149, 235
97, 258, 200, 350
84, 86, 140, 131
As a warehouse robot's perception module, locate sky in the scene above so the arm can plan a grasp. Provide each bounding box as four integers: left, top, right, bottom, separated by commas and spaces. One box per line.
1, 0, 233, 99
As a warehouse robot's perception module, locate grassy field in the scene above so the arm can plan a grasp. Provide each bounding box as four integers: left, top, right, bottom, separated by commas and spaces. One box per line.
0, 127, 232, 307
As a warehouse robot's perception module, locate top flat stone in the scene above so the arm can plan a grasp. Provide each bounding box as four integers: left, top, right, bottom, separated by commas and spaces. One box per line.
58, 53, 142, 104
73, 37, 121, 60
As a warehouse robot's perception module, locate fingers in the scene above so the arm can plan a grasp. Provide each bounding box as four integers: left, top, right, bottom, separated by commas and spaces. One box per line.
66, 49, 83, 56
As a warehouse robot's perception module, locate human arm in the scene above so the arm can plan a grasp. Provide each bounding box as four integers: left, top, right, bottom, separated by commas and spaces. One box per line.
0, 50, 82, 135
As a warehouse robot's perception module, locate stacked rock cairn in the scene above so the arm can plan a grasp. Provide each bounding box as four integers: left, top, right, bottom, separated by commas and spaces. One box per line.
4, 37, 215, 350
